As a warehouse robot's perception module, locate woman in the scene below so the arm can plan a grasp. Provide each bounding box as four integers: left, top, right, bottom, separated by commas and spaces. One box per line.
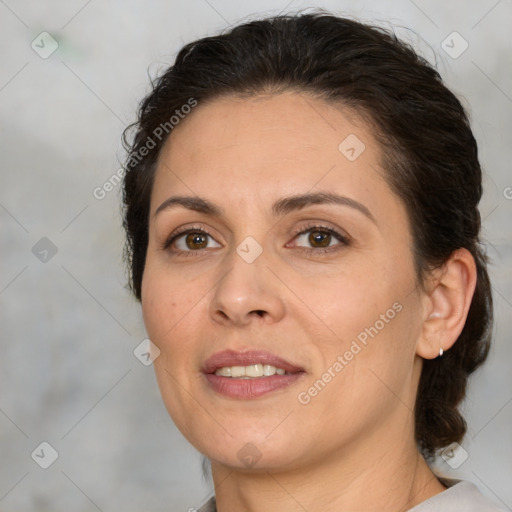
122, 12, 503, 511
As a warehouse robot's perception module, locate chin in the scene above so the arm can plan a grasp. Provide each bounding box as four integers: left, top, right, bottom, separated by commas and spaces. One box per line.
200, 426, 306, 471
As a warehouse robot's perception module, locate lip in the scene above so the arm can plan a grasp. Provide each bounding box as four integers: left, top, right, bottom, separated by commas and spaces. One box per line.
202, 349, 304, 374
202, 349, 306, 399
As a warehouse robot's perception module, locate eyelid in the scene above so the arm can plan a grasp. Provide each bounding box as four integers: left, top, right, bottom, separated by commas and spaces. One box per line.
288, 222, 351, 246
162, 222, 350, 254
162, 225, 220, 250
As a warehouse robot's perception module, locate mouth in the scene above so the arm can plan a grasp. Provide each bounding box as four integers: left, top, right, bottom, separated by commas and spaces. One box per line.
202, 349, 306, 399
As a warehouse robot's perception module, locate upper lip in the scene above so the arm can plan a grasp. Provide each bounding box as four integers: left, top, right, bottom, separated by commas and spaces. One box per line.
203, 349, 305, 374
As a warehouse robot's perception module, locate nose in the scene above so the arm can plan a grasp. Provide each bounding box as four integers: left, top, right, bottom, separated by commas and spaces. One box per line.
209, 248, 286, 327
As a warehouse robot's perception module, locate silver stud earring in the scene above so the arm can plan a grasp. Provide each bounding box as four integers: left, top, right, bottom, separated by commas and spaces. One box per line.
439, 347, 444, 357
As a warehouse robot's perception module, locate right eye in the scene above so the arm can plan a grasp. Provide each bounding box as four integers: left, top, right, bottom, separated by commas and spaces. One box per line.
165, 229, 222, 254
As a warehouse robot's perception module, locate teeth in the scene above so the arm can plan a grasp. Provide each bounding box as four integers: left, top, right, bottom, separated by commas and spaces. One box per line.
215, 366, 232, 377
246, 364, 263, 377
231, 366, 247, 378
263, 364, 276, 376
214, 364, 289, 378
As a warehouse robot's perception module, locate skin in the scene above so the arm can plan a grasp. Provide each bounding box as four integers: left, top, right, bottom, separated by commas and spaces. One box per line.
141, 92, 476, 511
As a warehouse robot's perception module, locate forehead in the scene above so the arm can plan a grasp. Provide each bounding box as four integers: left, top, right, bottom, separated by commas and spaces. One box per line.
149, 92, 413, 256
163, 93, 369, 154
153, 93, 384, 194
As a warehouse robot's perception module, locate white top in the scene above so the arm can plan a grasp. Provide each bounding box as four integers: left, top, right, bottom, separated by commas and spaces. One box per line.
197, 480, 506, 511
409, 479, 506, 511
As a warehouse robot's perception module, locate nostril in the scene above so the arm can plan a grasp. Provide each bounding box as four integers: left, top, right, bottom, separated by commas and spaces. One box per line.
216, 310, 230, 320
252, 310, 266, 317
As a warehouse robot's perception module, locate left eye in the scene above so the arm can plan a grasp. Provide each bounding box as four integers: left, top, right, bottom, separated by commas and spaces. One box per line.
293, 228, 346, 249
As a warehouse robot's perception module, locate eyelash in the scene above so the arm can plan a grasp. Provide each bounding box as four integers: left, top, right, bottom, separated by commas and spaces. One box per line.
289, 223, 350, 255
163, 223, 350, 257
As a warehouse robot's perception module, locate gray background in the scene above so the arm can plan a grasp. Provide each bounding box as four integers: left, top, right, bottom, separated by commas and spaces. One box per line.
0, 0, 511, 510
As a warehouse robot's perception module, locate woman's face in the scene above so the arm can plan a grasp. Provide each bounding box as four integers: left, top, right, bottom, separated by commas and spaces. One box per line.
142, 92, 426, 470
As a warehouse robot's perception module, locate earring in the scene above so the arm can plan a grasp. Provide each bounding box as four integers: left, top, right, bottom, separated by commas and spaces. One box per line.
439, 347, 444, 357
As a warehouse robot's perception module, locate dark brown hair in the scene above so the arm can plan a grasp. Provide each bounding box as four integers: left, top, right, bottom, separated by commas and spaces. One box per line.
122, 12, 493, 458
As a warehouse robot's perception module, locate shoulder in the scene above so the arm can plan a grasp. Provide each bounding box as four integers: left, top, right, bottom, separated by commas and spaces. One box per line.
408, 479, 506, 512
195, 481, 505, 512
197, 496, 216, 512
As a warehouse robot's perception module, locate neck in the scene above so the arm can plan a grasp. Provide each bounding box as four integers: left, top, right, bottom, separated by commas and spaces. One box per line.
211, 420, 445, 512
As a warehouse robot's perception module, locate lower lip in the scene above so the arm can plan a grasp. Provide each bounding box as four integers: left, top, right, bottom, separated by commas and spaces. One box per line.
204, 372, 305, 399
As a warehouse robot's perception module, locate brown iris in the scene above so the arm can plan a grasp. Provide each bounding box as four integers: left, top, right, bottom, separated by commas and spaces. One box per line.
308, 230, 331, 247
185, 232, 208, 249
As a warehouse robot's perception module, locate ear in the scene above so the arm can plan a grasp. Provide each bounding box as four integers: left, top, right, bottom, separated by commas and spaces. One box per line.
416, 248, 477, 360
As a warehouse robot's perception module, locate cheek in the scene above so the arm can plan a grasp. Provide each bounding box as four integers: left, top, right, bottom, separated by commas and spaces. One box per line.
296, 296, 420, 437
295, 256, 418, 379
141, 267, 209, 435
291, 263, 393, 341
141, 265, 190, 349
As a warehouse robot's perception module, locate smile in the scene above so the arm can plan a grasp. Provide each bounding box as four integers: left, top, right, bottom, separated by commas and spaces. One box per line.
203, 350, 306, 398
214, 364, 288, 378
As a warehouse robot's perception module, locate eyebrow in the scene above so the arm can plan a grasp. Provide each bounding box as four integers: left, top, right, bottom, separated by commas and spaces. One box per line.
154, 192, 376, 224
272, 192, 376, 223
155, 196, 221, 217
